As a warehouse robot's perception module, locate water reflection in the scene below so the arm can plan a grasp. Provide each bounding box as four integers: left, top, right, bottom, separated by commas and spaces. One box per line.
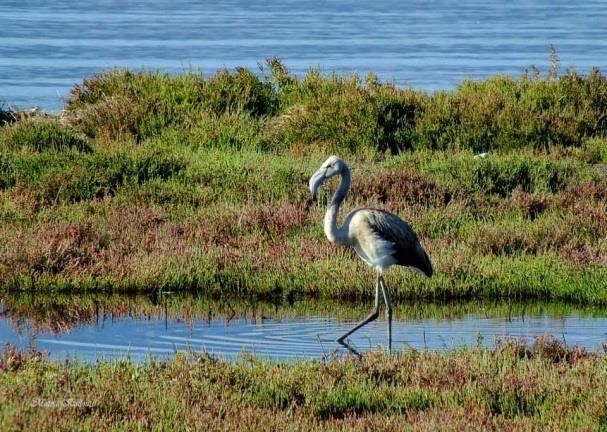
1, 292, 606, 362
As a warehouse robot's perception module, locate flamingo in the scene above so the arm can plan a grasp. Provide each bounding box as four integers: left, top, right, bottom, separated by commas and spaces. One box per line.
309, 156, 433, 352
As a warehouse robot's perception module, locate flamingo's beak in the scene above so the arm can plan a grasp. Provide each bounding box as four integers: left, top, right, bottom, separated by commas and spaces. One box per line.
308, 169, 326, 201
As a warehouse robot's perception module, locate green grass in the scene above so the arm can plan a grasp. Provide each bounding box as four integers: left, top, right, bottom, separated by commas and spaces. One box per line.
1, 338, 607, 430
1, 144, 606, 303
0, 118, 91, 153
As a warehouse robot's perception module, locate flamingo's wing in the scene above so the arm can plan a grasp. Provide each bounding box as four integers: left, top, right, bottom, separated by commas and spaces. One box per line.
365, 209, 433, 277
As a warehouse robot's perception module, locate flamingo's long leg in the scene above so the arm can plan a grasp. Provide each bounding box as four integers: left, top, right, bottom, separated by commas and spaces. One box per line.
336, 272, 380, 344
379, 275, 393, 354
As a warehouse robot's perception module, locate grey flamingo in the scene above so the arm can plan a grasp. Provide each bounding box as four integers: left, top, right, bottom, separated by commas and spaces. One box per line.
309, 156, 433, 352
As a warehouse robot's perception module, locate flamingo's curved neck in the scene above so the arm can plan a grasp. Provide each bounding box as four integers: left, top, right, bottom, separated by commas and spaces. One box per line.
324, 164, 351, 245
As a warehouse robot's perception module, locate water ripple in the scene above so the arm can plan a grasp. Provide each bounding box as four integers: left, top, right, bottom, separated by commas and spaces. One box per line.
2, 312, 605, 362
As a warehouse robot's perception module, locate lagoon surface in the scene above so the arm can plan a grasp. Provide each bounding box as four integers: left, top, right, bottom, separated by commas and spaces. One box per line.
2, 0, 607, 111
1, 295, 606, 362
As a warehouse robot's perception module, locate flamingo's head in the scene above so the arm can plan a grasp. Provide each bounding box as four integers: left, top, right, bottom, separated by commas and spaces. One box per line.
309, 155, 344, 200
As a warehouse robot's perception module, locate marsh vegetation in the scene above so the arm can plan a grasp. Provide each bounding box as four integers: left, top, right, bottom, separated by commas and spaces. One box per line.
2, 337, 607, 431
1, 60, 606, 303
2, 59, 607, 430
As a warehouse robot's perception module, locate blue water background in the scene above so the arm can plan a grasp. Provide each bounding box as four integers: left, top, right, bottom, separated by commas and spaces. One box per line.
2, 0, 607, 111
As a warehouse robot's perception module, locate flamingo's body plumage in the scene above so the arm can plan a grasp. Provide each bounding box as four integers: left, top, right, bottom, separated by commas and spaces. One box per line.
345, 208, 433, 276
309, 156, 432, 352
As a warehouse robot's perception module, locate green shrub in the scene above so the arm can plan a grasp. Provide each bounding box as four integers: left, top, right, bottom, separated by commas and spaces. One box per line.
415, 70, 607, 152
0, 118, 91, 152
385, 150, 592, 197
264, 72, 378, 153
580, 137, 607, 164
0, 147, 186, 203
200, 67, 278, 117
183, 149, 309, 203
62, 61, 607, 154
187, 112, 264, 151
65, 70, 194, 142
470, 156, 575, 195
265, 71, 424, 154
268, 62, 607, 154
65, 68, 278, 142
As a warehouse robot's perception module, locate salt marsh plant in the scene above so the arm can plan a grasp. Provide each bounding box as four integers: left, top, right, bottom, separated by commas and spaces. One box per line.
1, 337, 607, 430
59, 58, 607, 153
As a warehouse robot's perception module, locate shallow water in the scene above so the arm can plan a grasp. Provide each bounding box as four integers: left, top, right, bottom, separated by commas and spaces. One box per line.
2, 0, 607, 111
1, 294, 606, 361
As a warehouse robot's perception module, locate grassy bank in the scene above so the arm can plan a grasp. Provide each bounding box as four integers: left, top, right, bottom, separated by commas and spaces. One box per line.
1, 60, 607, 303
1, 338, 607, 430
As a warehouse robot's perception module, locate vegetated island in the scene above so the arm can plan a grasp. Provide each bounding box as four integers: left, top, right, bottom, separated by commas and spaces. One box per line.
2, 58, 606, 304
